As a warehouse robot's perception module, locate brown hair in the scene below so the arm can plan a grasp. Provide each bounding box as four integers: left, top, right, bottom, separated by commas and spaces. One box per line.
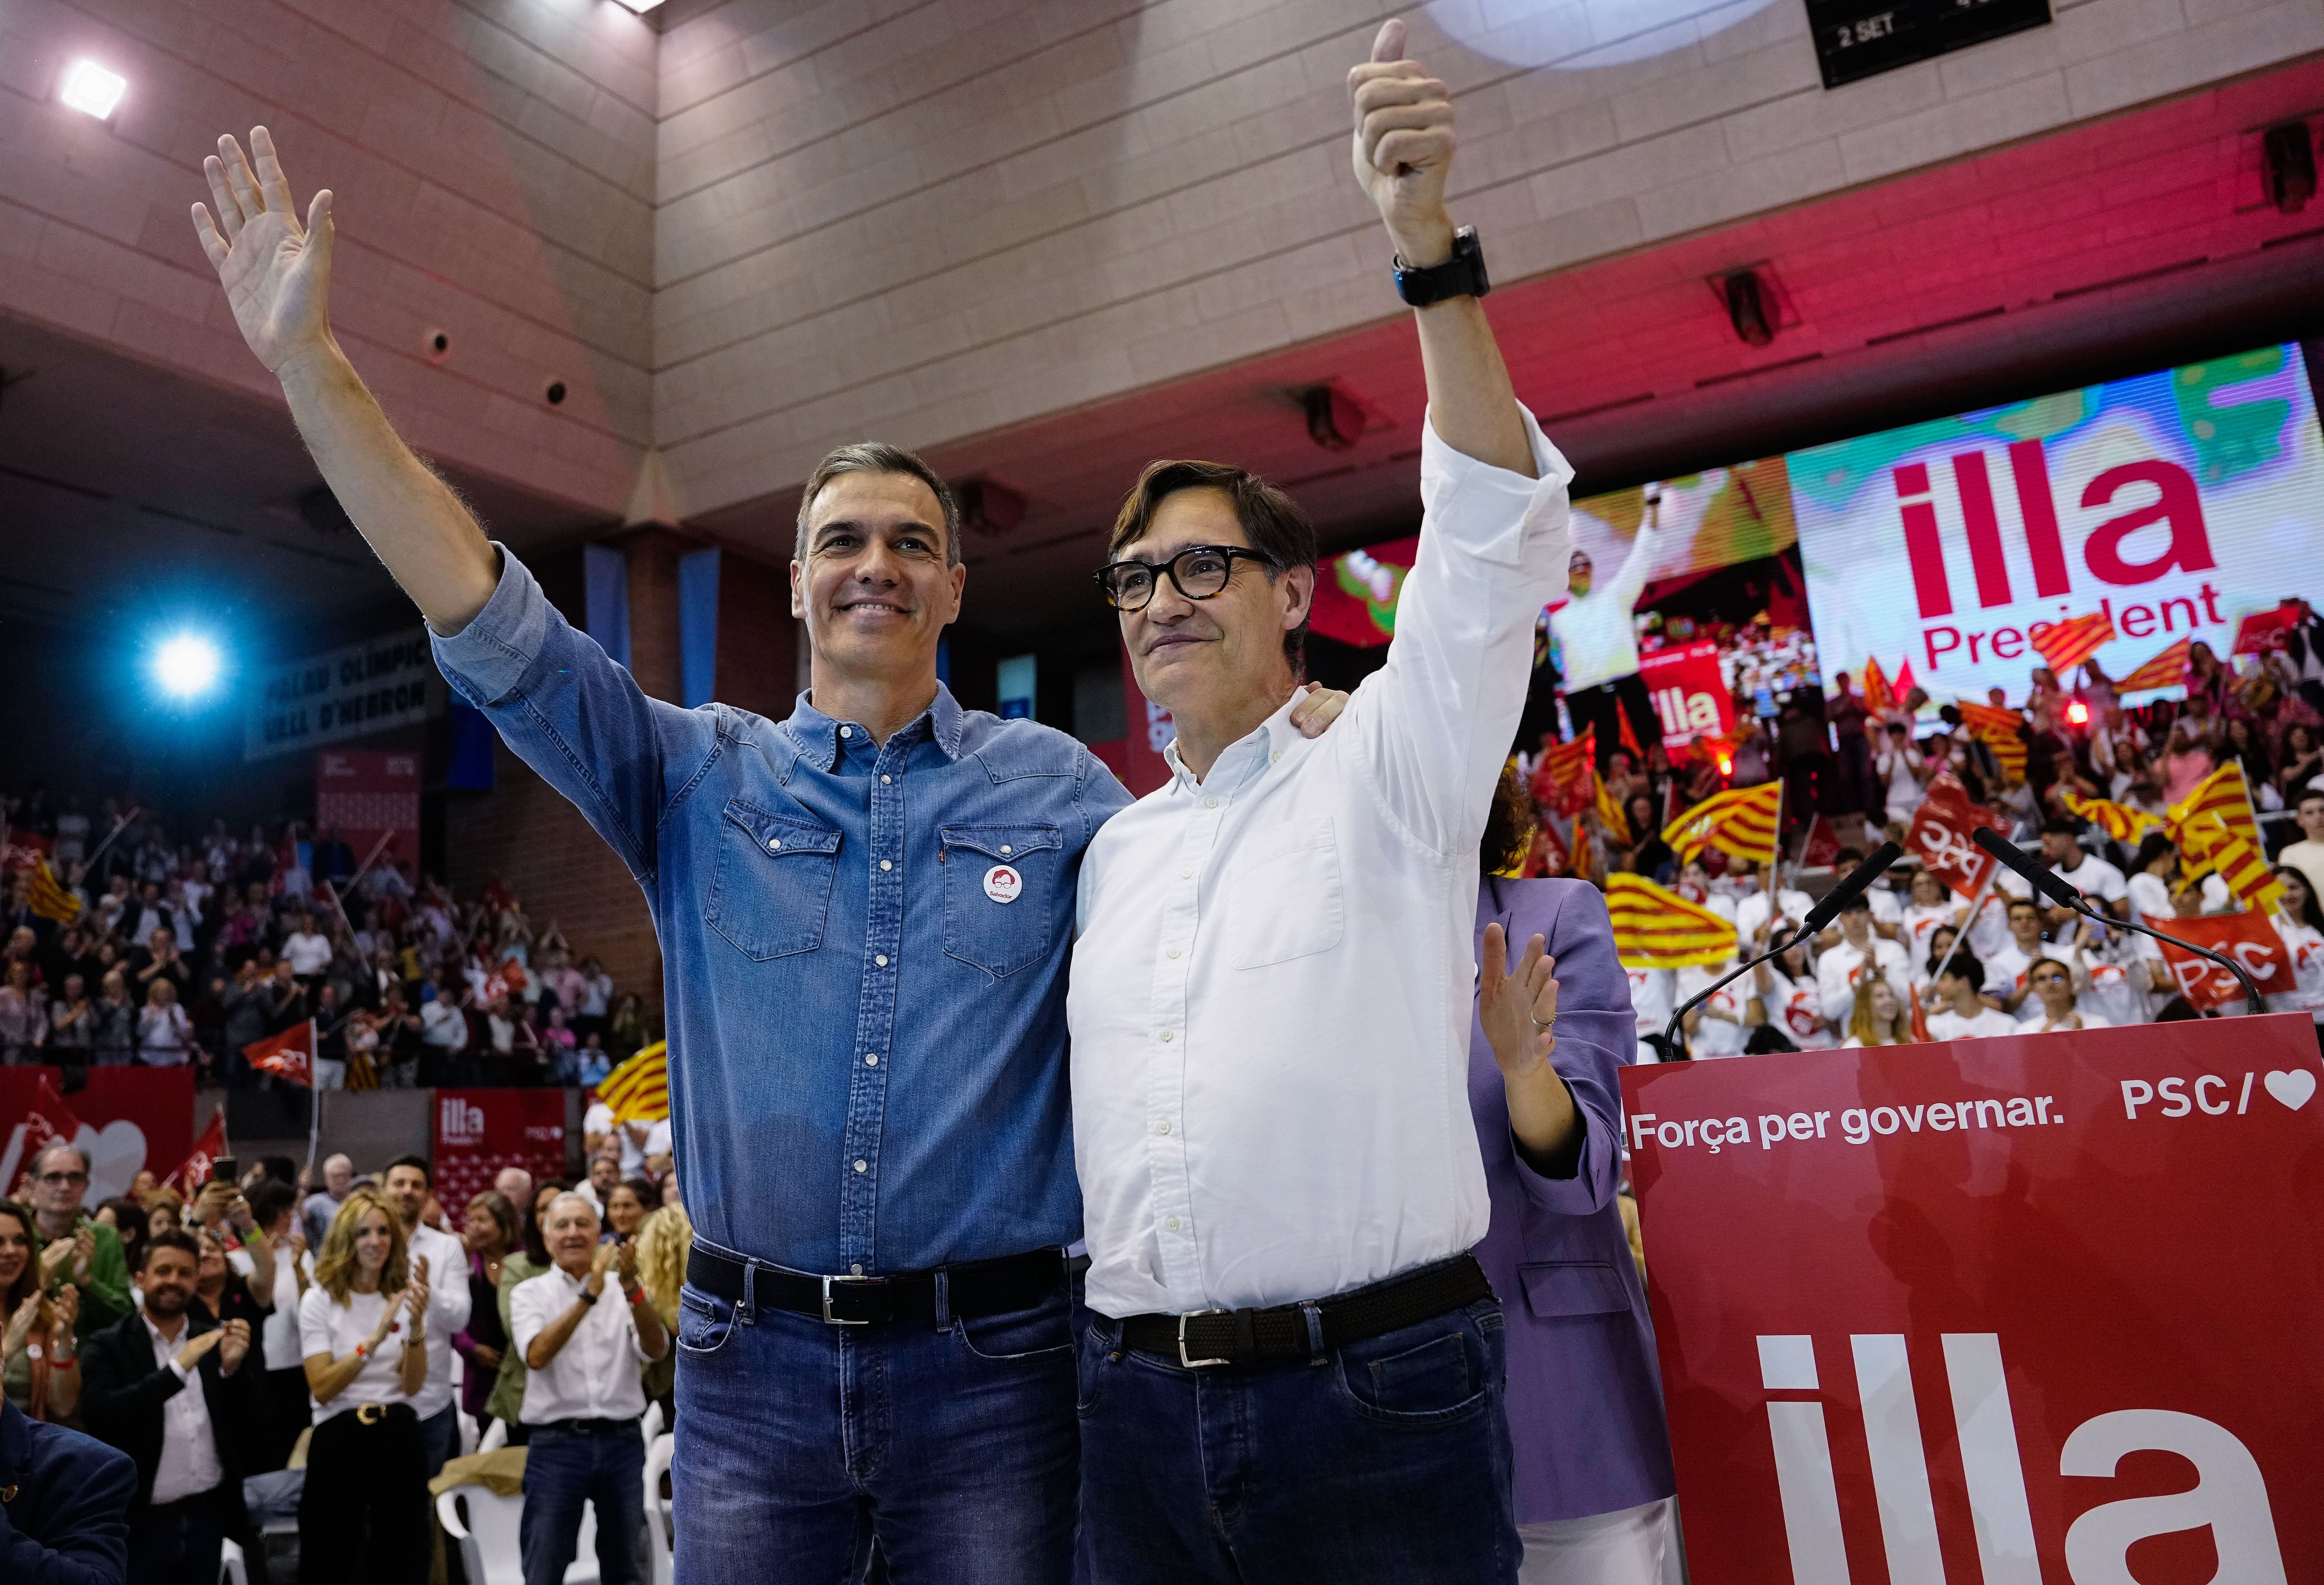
0, 1201, 39, 1315
1107, 460, 1318, 667
795, 442, 962, 567
1480, 762, 1535, 876
313, 1187, 410, 1305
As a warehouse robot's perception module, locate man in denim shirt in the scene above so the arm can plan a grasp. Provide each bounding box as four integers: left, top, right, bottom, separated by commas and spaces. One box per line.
191, 127, 1337, 1582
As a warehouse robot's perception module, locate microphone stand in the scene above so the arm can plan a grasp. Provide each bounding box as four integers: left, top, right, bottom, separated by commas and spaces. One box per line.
1657, 926, 1806, 1061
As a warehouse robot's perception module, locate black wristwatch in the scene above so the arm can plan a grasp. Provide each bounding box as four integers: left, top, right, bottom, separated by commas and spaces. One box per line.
1393, 225, 1490, 308
576, 1285, 600, 1306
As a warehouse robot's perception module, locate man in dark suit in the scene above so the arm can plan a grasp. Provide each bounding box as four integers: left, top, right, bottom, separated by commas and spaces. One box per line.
0, 1394, 135, 1584
79, 1229, 264, 1585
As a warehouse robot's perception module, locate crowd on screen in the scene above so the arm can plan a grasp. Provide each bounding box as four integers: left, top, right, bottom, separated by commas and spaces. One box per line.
1518, 598, 2324, 1055
0, 799, 657, 1086
1, 1114, 687, 1583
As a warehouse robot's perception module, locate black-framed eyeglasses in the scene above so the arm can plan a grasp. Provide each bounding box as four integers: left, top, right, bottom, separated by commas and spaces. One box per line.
37, 1170, 87, 1185
1094, 545, 1276, 612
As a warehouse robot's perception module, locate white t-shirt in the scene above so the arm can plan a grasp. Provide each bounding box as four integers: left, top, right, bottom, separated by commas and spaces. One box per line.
283, 932, 334, 975
1978, 942, 2041, 1019
1734, 888, 1813, 948
1899, 904, 1957, 966
1674, 964, 1748, 1059
642, 1119, 672, 1165
1625, 968, 1675, 1048
1761, 966, 1835, 1049
2028, 1010, 2112, 1033
1816, 936, 1913, 1027
420, 1000, 467, 1050
2271, 915, 2324, 1016
261, 1246, 316, 1371
2050, 853, 2127, 907
297, 1287, 413, 1423
1875, 745, 1925, 816
1926, 1007, 2023, 1041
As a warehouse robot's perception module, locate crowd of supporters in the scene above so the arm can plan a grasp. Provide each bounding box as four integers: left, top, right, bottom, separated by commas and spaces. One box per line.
1517, 601, 2324, 1056
0, 797, 656, 1087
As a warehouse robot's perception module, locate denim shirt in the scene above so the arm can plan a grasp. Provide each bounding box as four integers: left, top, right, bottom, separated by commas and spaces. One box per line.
433, 548, 1130, 1274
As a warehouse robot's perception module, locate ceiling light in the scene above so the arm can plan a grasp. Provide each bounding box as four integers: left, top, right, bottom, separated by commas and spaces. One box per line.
154, 634, 223, 698
59, 61, 126, 120
611, 0, 665, 12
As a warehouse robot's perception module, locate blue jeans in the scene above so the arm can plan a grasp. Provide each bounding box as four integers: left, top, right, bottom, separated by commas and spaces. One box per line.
1076, 1295, 1520, 1584
522, 1422, 647, 1585
671, 1280, 1076, 1584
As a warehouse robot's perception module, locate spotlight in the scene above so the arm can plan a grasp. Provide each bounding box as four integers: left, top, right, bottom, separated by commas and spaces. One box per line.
59, 61, 126, 120
154, 634, 223, 698
2066, 699, 2090, 726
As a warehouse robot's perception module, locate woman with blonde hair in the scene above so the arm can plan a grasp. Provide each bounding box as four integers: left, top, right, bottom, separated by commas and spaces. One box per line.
633, 1198, 692, 1429
297, 1187, 432, 1584
1843, 975, 1916, 1048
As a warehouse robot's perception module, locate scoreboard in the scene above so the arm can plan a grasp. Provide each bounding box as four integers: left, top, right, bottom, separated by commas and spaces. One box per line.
1805, 0, 2051, 89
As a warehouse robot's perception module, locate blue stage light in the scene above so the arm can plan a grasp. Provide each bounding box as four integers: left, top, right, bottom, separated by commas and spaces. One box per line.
154, 633, 224, 697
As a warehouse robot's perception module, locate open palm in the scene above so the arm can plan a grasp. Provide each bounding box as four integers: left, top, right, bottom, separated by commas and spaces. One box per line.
192, 127, 335, 375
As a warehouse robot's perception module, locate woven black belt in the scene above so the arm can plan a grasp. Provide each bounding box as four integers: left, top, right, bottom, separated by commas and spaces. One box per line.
1118, 1253, 1493, 1369
685, 1243, 1070, 1326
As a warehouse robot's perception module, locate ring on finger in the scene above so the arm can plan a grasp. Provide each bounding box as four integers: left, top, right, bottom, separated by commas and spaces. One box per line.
1530, 1014, 1557, 1030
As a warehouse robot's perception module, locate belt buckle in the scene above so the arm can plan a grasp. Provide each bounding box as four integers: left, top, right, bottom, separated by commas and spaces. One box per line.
821, 1273, 882, 1326
355, 1403, 384, 1426
1178, 1310, 1230, 1369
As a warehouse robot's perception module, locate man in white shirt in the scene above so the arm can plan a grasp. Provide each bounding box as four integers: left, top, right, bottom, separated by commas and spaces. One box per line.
1814, 896, 1914, 1027
509, 1194, 667, 1585
281, 912, 333, 981
1733, 861, 1812, 948
79, 1229, 265, 1585
1067, 27, 1569, 1578
300, 1153, 353, 1249
2041, 818, 2128, 926
381, 1156, 472, 1478
2278, 791, 2324, 901
1925, 955, 2024, 1040
1979, 897, 2052, 1021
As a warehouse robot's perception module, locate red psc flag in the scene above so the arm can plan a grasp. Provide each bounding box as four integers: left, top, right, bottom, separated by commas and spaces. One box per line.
2139, 912, 2293, 1011
244, 1021, 315, 1088
162, 1110, 228, 1194
1907, 776, 2004, 899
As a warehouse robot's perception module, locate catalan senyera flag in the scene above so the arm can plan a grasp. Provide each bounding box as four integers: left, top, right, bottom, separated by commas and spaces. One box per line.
2166, 763, 2263, 855
1607, 874, 1739, 969
1860, 657, 1895, 716
1662, 782, 1783, 867
2063, 792, 2163, 847
1593, 772, 1631, 848
1974, 725, 2027, 783
598, 1041, 670, 1124
2114, 637, 2192, 695
1955, 701, 2025, 737
2032, 610, 2115, 674
1531, 729, 1596, 818
25, 857, 80, 925
2178, 813, 2285, 914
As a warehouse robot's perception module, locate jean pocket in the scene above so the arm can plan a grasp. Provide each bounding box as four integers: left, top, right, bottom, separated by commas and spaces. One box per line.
954, 1292, 1074, 1363
675, 1283, 737, 1360
1075, 1318, 1116, 1417
940, 824, 1064, 979
704, 799, 842, 961
1336, 1320, 1492, 1428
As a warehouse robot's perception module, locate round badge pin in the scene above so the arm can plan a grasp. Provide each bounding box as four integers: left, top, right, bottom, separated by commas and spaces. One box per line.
983, 865, 1022, 905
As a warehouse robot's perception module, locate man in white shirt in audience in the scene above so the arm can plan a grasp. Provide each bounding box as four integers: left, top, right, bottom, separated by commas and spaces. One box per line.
1926, 955, 2024, 1040
381, 1156, 472, 1478
511, 1193, 667, 1585
1815, 895, 1913, 1027
1733, 859, 1811, 948
2041, 817, 2127, 928
1979, 897, 2052, 1022
1066, 25, 1571, 1580
301, 1153, 353, 1249
2278, 790, 2324, 900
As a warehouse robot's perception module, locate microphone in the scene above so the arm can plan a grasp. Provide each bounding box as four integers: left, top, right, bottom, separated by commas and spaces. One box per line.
1657, 844, 1902, 1058
1969, 829, 2268, 1014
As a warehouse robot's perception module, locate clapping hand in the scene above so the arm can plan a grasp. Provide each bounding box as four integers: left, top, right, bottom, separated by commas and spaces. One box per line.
1479, 923, 1559, 1078
175, 1327, 227, 1373
613, 1237, 639, 1290
406, 1259, 432, 1337
3, 1294, 40, 1358
50, 1284, 78, 1341
217, 1318, 252, 1376
586, 1239, 616, 1298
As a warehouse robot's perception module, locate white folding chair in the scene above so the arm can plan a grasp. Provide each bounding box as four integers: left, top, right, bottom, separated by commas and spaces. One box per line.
218, 1538, 247, 1585
639, 1401, 663, 1442
642, 1431, 677, 1585
436, 1484, 600, 1585
478, 1416, 510, 1453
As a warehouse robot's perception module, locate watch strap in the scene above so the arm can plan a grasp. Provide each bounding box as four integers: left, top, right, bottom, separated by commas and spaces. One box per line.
1393, 225, 1490, 308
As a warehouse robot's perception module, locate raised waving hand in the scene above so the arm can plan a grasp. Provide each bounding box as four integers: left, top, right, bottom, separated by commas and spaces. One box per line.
193, 128, 335, 378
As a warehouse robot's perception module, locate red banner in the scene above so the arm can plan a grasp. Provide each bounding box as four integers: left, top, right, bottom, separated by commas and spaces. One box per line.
163, 1109, 228, 1194
315, 749, 422, 873
1637, 640, 1736, 749
432, 1089, 569, 1211
0, 1067, 194, 1205
2140, 912, 2295, 1011
1624, 1016, 2324, 1584
1907, 775, 2007, 899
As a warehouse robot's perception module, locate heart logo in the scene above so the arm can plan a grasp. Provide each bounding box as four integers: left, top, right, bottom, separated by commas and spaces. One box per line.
2263, 1069, 2317, 1111
77, 1120, 150, 1203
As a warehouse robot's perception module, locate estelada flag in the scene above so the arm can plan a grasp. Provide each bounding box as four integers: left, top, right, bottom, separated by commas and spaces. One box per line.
1798, 813, 1843, 870
1860, 657, 1895, 716
1530, 728, 1595, 818
2114, 636, 2192, 694
1907, 775, 2007, 900
2167, 763, 2263, 854
244, 1021, 315, 1088
1662, 782, 1782, 867
2140, 911, 2291, 1011
598, 1041, 670, 1124
2063, 791, 2163, 847
162, 1109, 228, 1194
2032, 609, 2115, 674
1607, 874, 1738, 969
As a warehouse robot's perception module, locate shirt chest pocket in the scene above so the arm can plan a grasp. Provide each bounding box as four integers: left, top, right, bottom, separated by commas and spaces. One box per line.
705, 799, 844, 961
941, 824, 1064, 979
1219, 820, 1343, 970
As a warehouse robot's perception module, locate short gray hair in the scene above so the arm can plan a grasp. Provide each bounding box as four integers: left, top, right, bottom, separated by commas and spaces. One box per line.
546, 1192, 601, 1227
795, 442, 962, 568
33, 1144, 88, 1176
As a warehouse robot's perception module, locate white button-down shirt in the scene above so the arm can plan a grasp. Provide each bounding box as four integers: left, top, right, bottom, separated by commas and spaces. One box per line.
508, 1266, 658, 1424
403, 1220, 472, 1422
144, 1313, 224, 1505
1069, 407, 1571, 1319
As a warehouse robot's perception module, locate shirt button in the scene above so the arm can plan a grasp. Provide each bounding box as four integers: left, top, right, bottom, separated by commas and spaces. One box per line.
1155, 1121, 1171, 1135
1204, 797, 1218, 809
879, 859, 893, 872
839, 725, 853, 739
880, 774, 891, 784
1165, 1217, 1181, 1232
767, 838, 782, 851
865, 1054, 878, 1066
1271, 750, 1281, 764
1158, 1030, 1173, 1042
1166, 948, 1180, 960
1180, 869, 1192, 880
874, 955, 888, 967
853, 1160, 867, 1173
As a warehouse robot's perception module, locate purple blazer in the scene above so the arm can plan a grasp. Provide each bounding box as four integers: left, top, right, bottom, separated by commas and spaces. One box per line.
1471, 877, 1675, 1525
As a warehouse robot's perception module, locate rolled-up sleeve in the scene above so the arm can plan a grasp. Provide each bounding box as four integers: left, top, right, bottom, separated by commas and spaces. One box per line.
1512, 885, 1627, 1218
430, 546, 555, 705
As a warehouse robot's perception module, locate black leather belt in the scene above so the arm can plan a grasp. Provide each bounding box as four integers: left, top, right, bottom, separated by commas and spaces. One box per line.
1118, 1253, 1493, 1369
685, 1243, 1071, 1327
536, 1418, 636, 1435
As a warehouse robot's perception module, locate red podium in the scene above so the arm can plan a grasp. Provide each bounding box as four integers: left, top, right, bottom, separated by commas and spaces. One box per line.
1624, 1015, 2322, 1585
